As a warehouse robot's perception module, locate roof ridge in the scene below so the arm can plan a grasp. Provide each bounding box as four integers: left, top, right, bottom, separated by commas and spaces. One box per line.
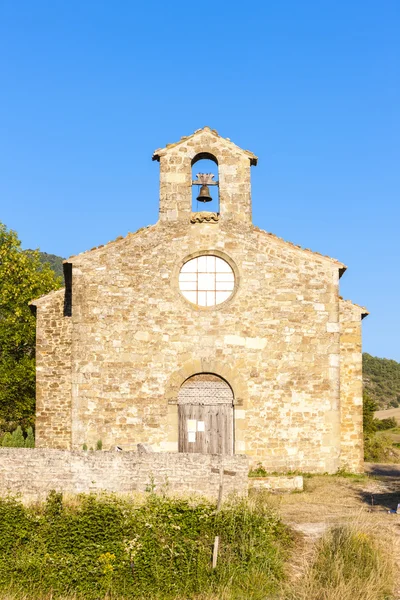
152, 126, 257, 164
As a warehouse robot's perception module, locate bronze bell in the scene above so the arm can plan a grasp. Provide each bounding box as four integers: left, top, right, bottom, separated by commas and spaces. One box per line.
196, 184, 212, 203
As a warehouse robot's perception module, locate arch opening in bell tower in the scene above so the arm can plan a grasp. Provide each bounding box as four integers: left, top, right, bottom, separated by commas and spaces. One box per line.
191, 153, 219, 214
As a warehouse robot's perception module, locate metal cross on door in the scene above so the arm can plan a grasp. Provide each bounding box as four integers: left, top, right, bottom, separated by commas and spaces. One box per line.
177, 374, 234, 455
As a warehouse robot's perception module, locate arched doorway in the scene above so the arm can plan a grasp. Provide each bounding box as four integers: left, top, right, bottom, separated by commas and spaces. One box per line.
178, 373, 234, 455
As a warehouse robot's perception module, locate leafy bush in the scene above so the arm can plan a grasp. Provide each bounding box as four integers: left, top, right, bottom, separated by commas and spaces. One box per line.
362, 391, 399, 461
364, 433, 400, 462
373, 417, 397, 430
0, 492, 290, 599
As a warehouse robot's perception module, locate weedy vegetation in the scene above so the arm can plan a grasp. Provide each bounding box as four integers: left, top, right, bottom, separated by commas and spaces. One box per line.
0, 490, 290, 600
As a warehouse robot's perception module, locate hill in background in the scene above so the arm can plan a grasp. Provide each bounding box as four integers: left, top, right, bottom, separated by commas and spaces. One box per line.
363, 353, 400, 409
36, 251, 64, 278
32, 251, 400, 411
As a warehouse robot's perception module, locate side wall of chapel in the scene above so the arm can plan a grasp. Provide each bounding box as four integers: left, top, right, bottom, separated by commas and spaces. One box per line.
34, 290, 72, 449
339, 299, 364, 472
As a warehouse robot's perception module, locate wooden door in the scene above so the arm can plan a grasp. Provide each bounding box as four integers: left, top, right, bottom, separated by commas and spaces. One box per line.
178, 374, 234, 455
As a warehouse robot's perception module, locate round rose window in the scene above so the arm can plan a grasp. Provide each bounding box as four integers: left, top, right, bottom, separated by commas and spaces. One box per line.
179, 255, 235, 307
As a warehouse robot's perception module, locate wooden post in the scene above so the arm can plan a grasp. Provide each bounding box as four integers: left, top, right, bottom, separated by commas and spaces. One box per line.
212, 535, 219, 569
212, 464, 224, 569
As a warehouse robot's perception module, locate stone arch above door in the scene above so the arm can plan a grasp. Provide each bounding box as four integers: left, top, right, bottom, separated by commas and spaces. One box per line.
165, 359, 246, 407
164, 360, 247, 455
178, 373, 234, 405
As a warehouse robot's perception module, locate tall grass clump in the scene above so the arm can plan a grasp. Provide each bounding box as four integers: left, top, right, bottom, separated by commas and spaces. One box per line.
0, 491, 290, 600
283, 521, 394, 600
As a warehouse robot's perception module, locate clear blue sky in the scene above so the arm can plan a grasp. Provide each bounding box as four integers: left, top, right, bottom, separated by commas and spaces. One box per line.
0, 1, 399, 360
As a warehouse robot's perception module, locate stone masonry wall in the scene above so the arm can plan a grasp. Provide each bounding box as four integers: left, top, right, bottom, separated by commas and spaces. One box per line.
35, 289, 72, 449
339, 300, 365, 472
34, 217, 344, 472
32, 128, 364, 474
0, 449, 248, 501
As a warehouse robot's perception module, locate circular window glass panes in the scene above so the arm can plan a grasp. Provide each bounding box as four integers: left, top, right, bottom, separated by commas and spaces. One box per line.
179, 256, 235, 307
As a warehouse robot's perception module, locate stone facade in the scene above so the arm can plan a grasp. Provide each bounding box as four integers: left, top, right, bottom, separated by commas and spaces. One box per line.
0, 449, 248, 500
32, 127, 368, 473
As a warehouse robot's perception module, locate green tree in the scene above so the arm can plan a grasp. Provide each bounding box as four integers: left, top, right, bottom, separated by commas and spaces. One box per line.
36, 251, 65, 278
363, 391, 377, 435
0, 222, 62, 429
1, 432, 12, 447
25, 426, 35, 448
363, 352, 400, 409
11, 425, 25, 447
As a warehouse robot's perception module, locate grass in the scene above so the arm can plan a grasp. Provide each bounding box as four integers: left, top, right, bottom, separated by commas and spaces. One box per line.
248, 464, 314, 478
281, 519, 394, 600
270, 474, 397, 600
0, 474, 398, 600
249, 463, 370, 482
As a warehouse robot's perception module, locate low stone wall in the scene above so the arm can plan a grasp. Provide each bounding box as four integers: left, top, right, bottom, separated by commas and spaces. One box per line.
249, 475, 304, 492
0, 449, 248, 501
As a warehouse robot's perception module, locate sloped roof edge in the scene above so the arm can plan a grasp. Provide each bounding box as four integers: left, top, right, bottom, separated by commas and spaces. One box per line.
30, 287, 65, 307
253, 226, 347, 271
340, 297, 369, 319
63, 224, 155, 263
152, 126, 258, 165
29, 225, 156, 306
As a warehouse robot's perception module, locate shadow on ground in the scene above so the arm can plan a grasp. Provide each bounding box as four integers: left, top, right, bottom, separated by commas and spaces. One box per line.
358, 464, 400, 512
358, 487, 400, 512
365, 463, 400, 477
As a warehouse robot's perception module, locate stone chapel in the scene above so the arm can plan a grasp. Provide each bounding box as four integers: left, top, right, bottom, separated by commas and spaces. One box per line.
31, 127, 367, 473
